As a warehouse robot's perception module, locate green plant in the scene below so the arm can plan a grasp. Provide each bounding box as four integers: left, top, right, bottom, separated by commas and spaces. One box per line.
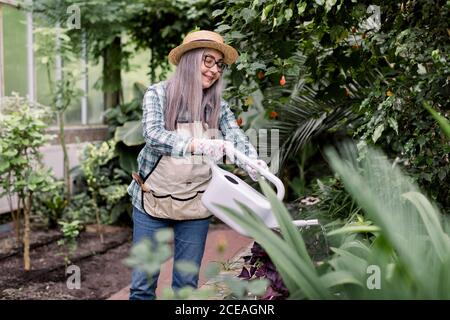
106, 82, 146, 175
0, 94, 56, 271
31, 0, 134, 109
324, 144, 450, 298
81, 140, 114, 243
123, 0, 225, 83
98, 184, 130, 224
266, 61, 373, 168
33, 181, 68, 229
104, 82, 146, 136
217, 0, 449, 210
80, 139, 130, 241
57, 220, 83, 266
124, 228, 202, 299
424, 101, 450, 139
32, 0, 225, 109
34, 26, 83, 200
218, 180, 332, 299
347, 2, 450, 210
216, 143, 450, 299
124, 228, 269, 300
285, 142, 319, 198
239, 241, 289, 299
60, 192, 97, 224
303, 176, 362, 221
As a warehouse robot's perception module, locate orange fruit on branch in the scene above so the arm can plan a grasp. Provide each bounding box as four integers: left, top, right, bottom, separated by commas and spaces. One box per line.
257, 71, 265, 80
279, 75, 286, 86
269, 111, 278, 119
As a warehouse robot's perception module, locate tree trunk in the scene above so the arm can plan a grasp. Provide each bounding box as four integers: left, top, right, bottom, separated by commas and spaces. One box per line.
102, 36, 122, 111
12, 210, 21, 244
11, 196, 22, 244
23, 195, 32, 271
149, 49, 156, 84
57, 111, 71, 200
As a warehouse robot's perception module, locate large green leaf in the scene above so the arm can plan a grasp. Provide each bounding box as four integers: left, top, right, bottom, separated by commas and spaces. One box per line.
114, 121, 144, 146
133, 82, 147, 100
327, 225, 381, 236
259, 179, 315, 270
320, 271, 363, 288
115, 142, 141, 174
402, 191, 450, 261
325, 143, 450, 298
424, 101, 450, 139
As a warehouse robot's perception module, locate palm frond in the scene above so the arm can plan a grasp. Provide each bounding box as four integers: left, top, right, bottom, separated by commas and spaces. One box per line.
325, 143, 450, 298
265, 52, 383, 167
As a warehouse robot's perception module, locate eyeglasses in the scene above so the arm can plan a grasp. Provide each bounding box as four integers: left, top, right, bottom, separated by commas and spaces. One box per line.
203, 54, 227, 73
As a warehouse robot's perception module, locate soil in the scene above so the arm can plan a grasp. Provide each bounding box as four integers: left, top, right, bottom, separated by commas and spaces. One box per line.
0, 223, 133, 300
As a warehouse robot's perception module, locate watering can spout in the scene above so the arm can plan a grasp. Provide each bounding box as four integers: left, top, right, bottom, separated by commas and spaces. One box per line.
292, 219, 320, 227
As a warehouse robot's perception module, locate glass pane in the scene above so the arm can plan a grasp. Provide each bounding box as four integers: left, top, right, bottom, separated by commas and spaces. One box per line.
35, 56, 52, 107
64, 58, 82, 125
122, 48, 151, 103
33, 16, 53, 111
87, 57, 103, 124
64, 98, 82, 125
3, 5, 27, 97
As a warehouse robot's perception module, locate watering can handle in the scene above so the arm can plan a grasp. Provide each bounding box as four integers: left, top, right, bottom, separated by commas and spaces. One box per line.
229, 148, 285, 201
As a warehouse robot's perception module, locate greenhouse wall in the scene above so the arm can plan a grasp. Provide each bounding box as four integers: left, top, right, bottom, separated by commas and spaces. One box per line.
0, 2, 151, 215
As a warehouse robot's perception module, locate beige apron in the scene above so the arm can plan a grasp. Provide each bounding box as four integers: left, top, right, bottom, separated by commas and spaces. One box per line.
141, 122, 213, 220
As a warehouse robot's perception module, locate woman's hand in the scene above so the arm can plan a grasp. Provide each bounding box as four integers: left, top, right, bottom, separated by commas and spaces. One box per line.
245, 159, 269, 181
190, 138, 233, 161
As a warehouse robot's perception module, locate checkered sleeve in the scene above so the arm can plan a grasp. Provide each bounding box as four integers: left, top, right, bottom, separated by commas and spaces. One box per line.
142, 85, 193, 158
219, 100, 258, 169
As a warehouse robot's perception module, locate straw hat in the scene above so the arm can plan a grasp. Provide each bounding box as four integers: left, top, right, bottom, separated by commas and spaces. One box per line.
168, 30, 239, 66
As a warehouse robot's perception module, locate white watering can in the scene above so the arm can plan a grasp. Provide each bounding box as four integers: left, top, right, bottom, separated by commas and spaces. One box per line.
201, 147, 319, 237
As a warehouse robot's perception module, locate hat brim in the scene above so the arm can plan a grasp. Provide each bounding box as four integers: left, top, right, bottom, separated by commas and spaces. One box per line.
168, 41, 239, 66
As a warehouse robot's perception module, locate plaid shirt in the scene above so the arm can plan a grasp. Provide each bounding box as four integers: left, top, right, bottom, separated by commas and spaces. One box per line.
127, 81, 258, 213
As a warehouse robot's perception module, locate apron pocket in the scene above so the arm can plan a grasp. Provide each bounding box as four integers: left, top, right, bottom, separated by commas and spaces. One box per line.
143, 191, 210, 220
142, 191, 156, 211
143, 192, 171, 219
171, 192, 210, 220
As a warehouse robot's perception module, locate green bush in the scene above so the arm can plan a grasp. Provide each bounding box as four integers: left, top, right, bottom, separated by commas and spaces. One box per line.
33, 181, 68, 229
60, 192, 98, 224
217, 0, 449, 211
106, 82, 146, 175
0, 94, 57, 270
79, 139, 131, 228
57, 220, 83, 266
218, 143, 450, 299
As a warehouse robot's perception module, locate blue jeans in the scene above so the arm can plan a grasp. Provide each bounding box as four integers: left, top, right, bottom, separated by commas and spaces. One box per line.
129, 206, 210, 300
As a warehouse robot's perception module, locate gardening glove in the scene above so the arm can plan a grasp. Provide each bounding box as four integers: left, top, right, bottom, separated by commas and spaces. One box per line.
245, 159, 269, 182
192, 138, 233, 161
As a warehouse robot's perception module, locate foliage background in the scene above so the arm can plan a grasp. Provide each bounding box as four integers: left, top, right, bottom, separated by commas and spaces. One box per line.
215, 0, 449, 211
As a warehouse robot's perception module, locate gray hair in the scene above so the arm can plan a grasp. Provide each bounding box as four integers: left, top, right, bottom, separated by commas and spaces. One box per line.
165, 48, 223, 131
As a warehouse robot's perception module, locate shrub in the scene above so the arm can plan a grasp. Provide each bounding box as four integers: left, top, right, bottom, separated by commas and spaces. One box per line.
219, 143, 450, 299
0, 94, 56, 270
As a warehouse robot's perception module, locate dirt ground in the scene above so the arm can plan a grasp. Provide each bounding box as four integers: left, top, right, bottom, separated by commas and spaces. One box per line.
0, 224, 133, 300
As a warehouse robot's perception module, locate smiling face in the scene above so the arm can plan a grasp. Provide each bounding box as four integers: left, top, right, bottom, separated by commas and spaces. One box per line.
200, 49, 224, 89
